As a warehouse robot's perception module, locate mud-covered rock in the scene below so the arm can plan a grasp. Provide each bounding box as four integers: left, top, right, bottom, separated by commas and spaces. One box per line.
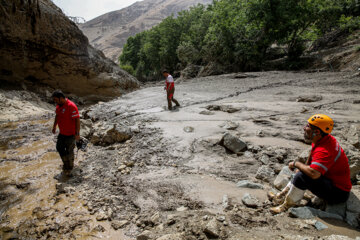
203, 218, 220, 238
237, 180, 264, 189
220, 133, 247, 153
274, 166, 292, 190
345, 124, 360, 149
242, 193, 261, 208
255, 166, 275, 182
91, 124, 132, 146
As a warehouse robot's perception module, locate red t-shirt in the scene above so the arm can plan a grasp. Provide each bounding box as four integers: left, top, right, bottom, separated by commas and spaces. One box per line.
310, 135, 352, 192
55, 99, 79, 136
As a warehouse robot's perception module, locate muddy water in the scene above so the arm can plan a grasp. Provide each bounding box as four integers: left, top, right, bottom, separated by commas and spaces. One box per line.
0, 120, 127, 239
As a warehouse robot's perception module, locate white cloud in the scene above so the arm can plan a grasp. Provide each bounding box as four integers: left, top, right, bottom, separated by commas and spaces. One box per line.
52, 0, 142, 21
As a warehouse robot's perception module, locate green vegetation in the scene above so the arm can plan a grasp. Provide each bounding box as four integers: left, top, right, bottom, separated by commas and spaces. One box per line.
120, 0, 360, 80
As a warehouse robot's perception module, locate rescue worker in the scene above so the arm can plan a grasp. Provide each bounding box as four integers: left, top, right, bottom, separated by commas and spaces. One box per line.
270, 114, 352, 214
52, 90, 80, 177
163, 70, 180, 110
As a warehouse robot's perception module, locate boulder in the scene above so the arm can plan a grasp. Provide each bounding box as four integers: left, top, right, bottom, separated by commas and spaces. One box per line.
314, 221, 328, 230
220, 133, 247, 153
325, 202, 347, 218
273, 166, 292, 190
0, 0, 139, 102
260, 154, 270, 165
345, 211, 360, 228
91, 124, 132, 146
255, 166, 275, 182
242, 193, 261, 208
236, 180, 264, 189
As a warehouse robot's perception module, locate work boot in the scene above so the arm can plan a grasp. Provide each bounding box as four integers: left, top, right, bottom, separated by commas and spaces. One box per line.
268, 184, 291, 205
270, 185, 305, 215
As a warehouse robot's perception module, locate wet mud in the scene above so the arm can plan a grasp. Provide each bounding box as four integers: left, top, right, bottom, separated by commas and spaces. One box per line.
1, 71, 360, 239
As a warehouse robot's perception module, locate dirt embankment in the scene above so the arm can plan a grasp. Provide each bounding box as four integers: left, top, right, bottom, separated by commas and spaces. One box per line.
1, 71, 360, 239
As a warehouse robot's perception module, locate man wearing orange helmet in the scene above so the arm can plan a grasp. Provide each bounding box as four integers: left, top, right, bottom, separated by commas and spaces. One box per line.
270, 114, 352, 214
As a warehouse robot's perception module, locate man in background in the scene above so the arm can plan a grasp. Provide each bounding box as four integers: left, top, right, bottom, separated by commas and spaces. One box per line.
163, 70, 180, 110
52, 90, 80, 177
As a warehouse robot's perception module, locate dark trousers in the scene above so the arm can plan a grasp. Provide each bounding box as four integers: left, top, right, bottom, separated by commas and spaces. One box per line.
56, 134, 75, 171
167, 87, 180, 109
292, 172, 350, 204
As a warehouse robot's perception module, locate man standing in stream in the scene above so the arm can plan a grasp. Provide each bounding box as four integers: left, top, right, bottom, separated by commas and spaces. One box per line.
163, 70, 180, 110
52, 90, 80, 177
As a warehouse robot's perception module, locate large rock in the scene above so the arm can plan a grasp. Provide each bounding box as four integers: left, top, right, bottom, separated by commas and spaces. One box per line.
0, 0, 139, 102
220, 133, 247, 153
91, 124, 132, 146
274, 166, 292, 190
255, 166, 275, 182
203, 218, 220, 238
289, 207, 343, 220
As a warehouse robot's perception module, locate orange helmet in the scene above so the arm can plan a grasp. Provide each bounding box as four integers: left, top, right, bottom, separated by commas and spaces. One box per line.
307, 114, 334, 134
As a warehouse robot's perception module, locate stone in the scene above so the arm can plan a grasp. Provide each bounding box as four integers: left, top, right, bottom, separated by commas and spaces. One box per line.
260, 154, 270, 165
274, 166, 292, 190
199, 110, 215, 115
183, 126, 194, 133
236, 180, 264, 189
118, 165, 127, 171
150, 212, 161, 224
216, 215, 226, 222
325, 202, 347, 218
137, 230, 152, 240
221, 121, 239, 130
91, 124, 132, 146
345, 211, 360, 228
176, 206, 188, 212
222, 195, 230, 210
314, 221, 328, 230
297, 149, 311, 163
289, 207, 343, 220
96, 211, 109, 221
296, 95, 323, 102
242, 193, 261, 208
255, 166, 275, 182
0, 0, 139, 102
111, 220, 129, 230
346, 124, 360, 149
55, 183, 66, 194
203, 218, 220, 238
156, 233, 183, 240
220, 133, 247, 153
93, 225, 106, 232
346, 188, 360, 213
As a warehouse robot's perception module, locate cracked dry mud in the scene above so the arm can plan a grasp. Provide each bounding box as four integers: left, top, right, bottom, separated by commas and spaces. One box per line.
1, 71, 360, 239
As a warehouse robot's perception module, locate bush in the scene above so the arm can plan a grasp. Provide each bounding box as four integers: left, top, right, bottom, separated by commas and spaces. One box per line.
120, 64, 135, 76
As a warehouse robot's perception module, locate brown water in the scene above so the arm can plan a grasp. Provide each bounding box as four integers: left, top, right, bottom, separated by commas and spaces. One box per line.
0, 120, 128, 239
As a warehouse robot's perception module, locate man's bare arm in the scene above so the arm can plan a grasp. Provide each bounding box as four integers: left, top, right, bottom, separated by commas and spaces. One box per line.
52, 115, 58, 134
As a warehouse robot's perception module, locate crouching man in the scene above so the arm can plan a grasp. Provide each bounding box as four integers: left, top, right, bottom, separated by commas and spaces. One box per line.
52, 90, 80, 177
270, 114, 352, 214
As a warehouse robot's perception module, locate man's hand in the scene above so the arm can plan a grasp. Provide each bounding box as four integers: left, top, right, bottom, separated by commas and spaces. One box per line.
75, 134, 80, 141
164, 86, 166, 90
52, 126, 56, 134
288, 161, 296, 171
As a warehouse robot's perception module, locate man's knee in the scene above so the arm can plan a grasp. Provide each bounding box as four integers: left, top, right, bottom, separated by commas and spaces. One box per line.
292, 171, 311, 190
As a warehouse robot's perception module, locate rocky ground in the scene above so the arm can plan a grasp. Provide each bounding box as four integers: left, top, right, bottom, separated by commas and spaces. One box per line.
1, 71, 360, 239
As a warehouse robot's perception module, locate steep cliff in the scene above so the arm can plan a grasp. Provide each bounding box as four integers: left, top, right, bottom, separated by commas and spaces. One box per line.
0, 0, 139, 101
80, 0, 212, 62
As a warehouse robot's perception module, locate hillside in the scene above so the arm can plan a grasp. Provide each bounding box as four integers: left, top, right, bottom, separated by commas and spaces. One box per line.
0, 0, 139, 102
79, 0, 212, 62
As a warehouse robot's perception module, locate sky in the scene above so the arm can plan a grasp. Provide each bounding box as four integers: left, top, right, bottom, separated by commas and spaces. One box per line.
52, 0, 142, 21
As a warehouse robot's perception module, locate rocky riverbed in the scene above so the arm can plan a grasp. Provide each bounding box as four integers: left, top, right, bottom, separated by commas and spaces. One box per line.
1, 71, 360, 239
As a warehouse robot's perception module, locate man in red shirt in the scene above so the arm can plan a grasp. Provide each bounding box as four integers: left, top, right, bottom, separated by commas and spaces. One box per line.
271, 114, 352, 214
163, 70, 180, 110
52, 90, 80, 177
